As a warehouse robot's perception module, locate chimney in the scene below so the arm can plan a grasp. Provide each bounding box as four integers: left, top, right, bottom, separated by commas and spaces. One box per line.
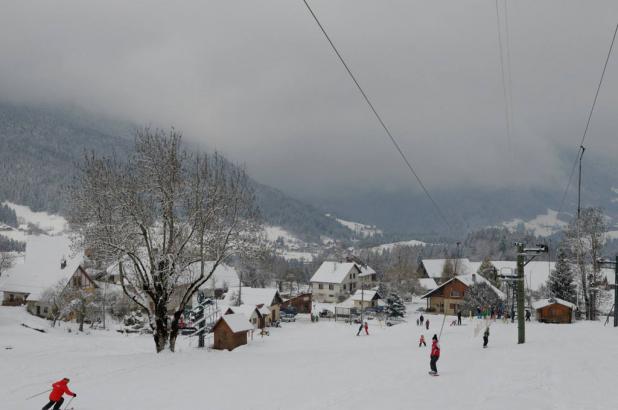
471, 273, 476, 282
60, 258, 67, 270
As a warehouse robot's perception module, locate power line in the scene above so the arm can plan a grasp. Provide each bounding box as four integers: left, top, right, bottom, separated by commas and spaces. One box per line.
300, 0, 456, 234
494, 0, 512, 155
557, 23, 618, 215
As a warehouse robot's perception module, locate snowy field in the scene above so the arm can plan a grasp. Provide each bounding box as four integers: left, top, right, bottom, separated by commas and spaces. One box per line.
1, 306, 616, 410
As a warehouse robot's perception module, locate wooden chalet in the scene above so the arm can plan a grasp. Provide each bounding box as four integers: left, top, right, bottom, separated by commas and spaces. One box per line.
281, 292, 312, 314
421, 273, 505, 315
533, 298, 576, 324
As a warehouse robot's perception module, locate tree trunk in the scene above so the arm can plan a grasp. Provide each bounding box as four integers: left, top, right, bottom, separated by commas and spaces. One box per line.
168, 311, 183, 352
153, 301, 170, 353
79, 313, 85, 332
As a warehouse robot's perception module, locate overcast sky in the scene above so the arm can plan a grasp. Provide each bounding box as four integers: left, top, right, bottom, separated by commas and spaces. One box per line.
2, 0, 618, 200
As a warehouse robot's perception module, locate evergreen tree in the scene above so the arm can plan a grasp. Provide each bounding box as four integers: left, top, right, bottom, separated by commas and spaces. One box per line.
441, 259, 456, 280
386, 293, 406, 318
547, 247, 577, 303
477, 257, 498, 286
462, 283, 501, 313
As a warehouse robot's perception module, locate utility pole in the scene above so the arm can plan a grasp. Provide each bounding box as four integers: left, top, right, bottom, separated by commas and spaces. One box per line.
577, 145, 585, 219
516, 243, 525, 344
515, 243, 549, 344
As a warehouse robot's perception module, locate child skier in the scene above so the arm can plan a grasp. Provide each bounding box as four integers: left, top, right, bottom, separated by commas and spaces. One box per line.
483, 327, 490, 348
42, 378, 76, 410
429, 334, 440, 375
419, 334, 426, 347
364, 321, 369, 335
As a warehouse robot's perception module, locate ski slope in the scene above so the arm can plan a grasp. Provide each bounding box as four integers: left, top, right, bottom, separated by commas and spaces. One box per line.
1, 306, 616, 410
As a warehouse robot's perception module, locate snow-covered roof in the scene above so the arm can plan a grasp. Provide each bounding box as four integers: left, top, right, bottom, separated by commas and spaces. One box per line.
223, 287, 281, 308
418, 278, 438, 291
258, 306, 271, 316
350, 289, 380, 301
533, 298, 576, 310
310, 262, 357, 284
219, 313, 254, 333
0, 235, 83, 300
421, 273, 506, 300
421, 258, 473, 278
199, 262, 240, 290
357, 265, 376, 278
226, 304, 259, 318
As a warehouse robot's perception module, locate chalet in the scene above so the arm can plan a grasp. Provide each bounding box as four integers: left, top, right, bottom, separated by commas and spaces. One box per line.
421, 273, 505, 315
533, 298, 576, 324
212, 313, 254, 351
0, 235, 92, 318
310, 261, 377, 303
419, 258, 474, 284
281, 292, 312, 314
223, 287, 283, 323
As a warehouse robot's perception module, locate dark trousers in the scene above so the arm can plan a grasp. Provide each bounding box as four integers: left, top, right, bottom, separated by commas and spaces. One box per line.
430, 355, 439, 373
42, 397, 64, 410
483, 336, 488, 347
458, 317, 462, 325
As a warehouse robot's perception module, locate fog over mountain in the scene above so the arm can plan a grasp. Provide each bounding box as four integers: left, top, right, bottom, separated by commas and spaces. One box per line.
1, 0, 618, 236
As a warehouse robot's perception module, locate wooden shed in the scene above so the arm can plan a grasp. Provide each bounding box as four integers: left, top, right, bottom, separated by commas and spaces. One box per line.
212, 313, 254, 351
533, 298, 576, 324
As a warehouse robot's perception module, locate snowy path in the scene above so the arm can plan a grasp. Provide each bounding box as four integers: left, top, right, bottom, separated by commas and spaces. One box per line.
1, 307, 615, 410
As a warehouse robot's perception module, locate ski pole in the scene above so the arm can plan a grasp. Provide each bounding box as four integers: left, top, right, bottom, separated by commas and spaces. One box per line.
25, 389, 51, 400
63, 396, 75, 410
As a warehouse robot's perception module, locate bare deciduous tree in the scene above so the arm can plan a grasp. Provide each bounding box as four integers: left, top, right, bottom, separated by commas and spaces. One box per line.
69, 128, 262, 352
0, 252, 15, 278
563, 207, 608, 320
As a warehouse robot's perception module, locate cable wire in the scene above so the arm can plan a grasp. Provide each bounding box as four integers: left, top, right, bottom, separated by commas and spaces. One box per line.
495, 0, 512, 155
557, 23, 618, 214
301, 0, 456, 234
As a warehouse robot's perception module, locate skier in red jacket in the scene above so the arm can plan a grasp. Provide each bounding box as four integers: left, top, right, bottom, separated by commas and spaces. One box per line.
429, 334, 440, 375
42, 378, 76, 410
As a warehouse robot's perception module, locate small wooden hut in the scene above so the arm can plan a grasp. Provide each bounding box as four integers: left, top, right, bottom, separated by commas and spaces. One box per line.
533, 298, 576, 324
281, 292, 312, 314
212, 313, 254, 351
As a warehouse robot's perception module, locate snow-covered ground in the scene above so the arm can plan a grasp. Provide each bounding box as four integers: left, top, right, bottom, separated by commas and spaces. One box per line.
3, 202, 68, 235
2, 305, 617, 410
502, 208, 567, 237
326, 214, 382, 238
370, 239, 426, 252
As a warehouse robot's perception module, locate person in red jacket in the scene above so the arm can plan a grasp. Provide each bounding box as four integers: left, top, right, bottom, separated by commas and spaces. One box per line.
364, 321, 369, 335
429, 334, 440, 375
42, 378, 76, 410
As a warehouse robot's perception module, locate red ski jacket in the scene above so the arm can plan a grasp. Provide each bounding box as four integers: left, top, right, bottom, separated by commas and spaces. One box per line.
431, 340, 440, 358
49, 379, 75, 401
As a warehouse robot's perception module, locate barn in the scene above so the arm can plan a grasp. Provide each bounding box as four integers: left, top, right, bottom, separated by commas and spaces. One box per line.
533, 298, 576, 324
212, 313, 254, 351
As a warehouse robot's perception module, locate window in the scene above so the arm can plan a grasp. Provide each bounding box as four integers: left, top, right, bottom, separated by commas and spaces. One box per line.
9, 294, 14, 302
450, 290, 461, 297
343, 284, 346, 290
328, 284, 334, 290
44, 307, 49, 314
318, 284, 323, 290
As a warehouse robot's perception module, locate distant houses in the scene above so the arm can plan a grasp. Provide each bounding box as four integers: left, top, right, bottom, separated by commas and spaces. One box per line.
310, 260, 378, 303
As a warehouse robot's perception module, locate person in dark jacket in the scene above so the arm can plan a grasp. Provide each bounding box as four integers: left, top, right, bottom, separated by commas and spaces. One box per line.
356, 322, 363, 336
429, 334, 440, 375
525, 310, 531, 321
420, 315, 424, 326
483, 327, 490, 348
42, 378, 76, 410
425, 319, 430, 330
457, 311, 462, 326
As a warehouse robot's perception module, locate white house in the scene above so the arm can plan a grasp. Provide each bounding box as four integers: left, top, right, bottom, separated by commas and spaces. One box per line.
310, 261, 377, 303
